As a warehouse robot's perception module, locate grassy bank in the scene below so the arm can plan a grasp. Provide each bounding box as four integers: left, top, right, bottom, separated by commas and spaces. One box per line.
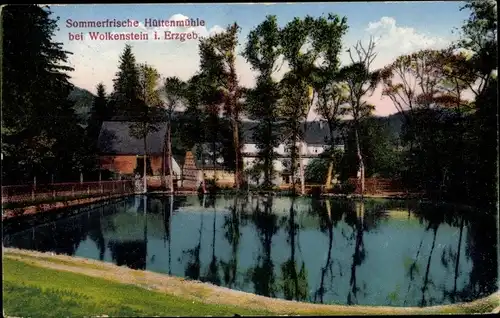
3, 258, 268, 317
3, 248, 499, 317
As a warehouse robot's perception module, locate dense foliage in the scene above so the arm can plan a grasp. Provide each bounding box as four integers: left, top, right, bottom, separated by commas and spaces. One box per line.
2, 2, 497, 209
2, 5, 93, 183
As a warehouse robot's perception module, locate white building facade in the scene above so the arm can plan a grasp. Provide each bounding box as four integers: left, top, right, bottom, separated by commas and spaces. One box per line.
241, 121, 345, 186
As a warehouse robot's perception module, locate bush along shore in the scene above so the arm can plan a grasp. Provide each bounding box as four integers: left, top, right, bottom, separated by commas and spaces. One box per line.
3, 248, 499, 317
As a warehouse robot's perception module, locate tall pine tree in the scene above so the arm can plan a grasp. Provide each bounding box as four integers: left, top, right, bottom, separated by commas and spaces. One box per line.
2, 5, 87, 183
87, 83, 108, 149
111, 44, 141, 116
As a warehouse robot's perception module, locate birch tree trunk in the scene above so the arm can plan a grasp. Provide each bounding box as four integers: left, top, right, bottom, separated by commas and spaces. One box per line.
298, 141, 305, 196
167, 122, 174, 193
143, 137, 148, 194
290, 135, 297, 195
325, 162, 334, 189
325, 125, 336, 190
354, 127, 365, 196
232, 119, 241, 190
200, 149, 206, 194
212, 140, 218, 186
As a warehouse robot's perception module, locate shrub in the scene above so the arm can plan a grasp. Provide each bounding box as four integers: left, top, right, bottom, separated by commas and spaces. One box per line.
341, 180, 357, 194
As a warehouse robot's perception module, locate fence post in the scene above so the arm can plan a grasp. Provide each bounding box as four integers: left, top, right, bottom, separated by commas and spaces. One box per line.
72, 186, 75, 197
99, 170, 103, 194
87, 186, 90, 195
53, 188, 56, 199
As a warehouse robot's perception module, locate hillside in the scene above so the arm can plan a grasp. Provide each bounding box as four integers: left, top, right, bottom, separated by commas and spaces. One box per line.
69, 86, 95, 126
373, 112, 405, 139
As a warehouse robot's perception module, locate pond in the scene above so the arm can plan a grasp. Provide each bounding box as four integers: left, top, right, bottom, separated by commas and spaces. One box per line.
3, 195, 497, 307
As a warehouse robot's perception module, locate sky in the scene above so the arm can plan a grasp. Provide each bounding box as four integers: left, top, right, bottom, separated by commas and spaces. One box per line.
50, 2, 470, 118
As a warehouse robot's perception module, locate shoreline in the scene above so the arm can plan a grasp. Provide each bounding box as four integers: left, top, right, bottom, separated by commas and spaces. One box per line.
1, 193, 137, 222
3, 247, 499, 315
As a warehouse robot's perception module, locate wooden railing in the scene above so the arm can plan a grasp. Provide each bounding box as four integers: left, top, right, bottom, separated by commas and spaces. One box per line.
347, 178, 404, 194
1, 180, 135, 204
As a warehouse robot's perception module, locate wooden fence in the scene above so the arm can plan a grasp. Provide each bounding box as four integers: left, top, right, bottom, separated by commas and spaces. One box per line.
1, 180, 135, 204
348, 177, 404, 195
276, 178, 404, 195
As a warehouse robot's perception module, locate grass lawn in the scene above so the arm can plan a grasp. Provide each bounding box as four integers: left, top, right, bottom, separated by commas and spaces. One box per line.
3, 258, 270, 317
3, 249, 499, 317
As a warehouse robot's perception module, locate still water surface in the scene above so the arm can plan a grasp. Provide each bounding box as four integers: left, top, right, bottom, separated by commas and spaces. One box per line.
3, 195, 497, 307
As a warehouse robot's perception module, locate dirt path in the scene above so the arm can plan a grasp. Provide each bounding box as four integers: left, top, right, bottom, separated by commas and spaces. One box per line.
3, 248, 499, 315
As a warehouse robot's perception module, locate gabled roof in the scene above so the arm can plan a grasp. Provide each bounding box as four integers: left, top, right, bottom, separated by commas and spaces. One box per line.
98, 121, 167, 155
241, 120, 345, 145
98, 119, 346, 156
302, 121, 344, 145
107, 109, 183, 122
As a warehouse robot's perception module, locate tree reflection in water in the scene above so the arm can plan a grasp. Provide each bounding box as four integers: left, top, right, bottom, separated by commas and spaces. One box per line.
312, 199, 345, 303
201, 194, 221, 286
220, 196, 242, 289
182, 200, 204, 280
460, 211, 498, 302
108, 196, 148, 270
345, 200, 366, 305
3, 195, 497, 307
162, 195, 174, 274
247, 196, 279, 297
279, 197, 309, 301
87, 205, 106, 261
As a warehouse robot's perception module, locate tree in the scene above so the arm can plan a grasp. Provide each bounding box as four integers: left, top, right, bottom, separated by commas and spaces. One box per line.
2, 5, 88, 183
455, 0, 497, 97
340, 117, 402, 180
305, 148, 344, 184
196, 43, 224, 182
458, 0, 497, 208
310, 14, 349, 188
87, 83, 108, 146
304, 157, 330, 184
180, 74, 206, 150
278, 14, 348, 195
163, 76, 186, 192
243, 15, 283, 189
469, 78, 497, 208
339, 37, 380, 195
178, 74, 208, 190
129, 63, 162, 193
199, 23, 245, 189
380, 49, 453, 128
279, 16, 318, 196
111, 44, 141, 116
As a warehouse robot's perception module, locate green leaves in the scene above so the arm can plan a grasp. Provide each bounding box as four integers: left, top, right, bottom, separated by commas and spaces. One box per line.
128, 64, 162, 142
243, 15, 282, 75
138, 63, 162, 108
163, 76, 187, 113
